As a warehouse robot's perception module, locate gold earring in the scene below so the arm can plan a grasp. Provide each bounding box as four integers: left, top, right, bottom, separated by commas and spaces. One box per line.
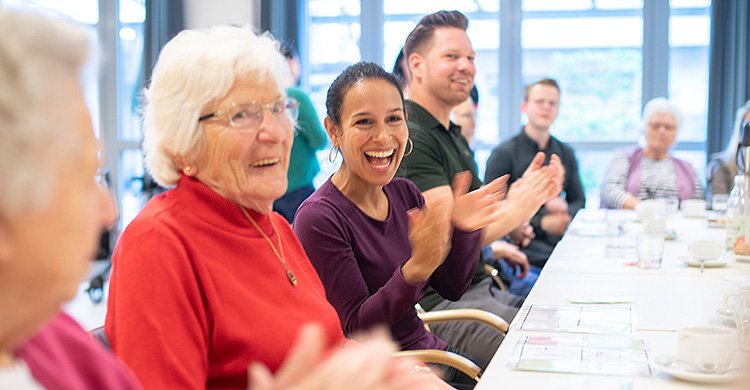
184, 166, 192, 174
328, 145, 340, 162
404, 138, 414, 157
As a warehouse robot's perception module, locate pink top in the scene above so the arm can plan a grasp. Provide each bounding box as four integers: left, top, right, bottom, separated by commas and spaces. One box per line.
14, 312, 141, 390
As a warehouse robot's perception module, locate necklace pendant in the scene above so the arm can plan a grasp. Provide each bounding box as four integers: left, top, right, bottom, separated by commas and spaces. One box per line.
287, 270, 297, 286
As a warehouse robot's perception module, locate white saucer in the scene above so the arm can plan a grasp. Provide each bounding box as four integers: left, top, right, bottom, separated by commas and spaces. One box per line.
735, 254, 750, 262
654, 356, 744, 384
681, 256, 727, 268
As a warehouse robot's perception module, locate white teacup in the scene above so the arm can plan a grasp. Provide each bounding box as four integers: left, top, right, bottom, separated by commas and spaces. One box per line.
682, 199, 707, 218
636, 199, 666, 220
689, 240, 722, 262
642, 217, 666, 235
677, 326, 736, 373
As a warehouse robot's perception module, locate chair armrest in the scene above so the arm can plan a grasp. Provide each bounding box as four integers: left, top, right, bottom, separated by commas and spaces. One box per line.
418, 308, 509, 334
393, 349, 482, 382
484, 264, 507, 291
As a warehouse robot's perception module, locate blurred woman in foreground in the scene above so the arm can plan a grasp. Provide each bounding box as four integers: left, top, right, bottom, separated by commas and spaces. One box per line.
0, 8, 138, 389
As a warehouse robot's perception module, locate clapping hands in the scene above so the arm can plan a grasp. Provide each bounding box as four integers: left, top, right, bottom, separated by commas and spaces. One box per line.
507, 152, 564, 219
248, 324, 444, 390
402, 171, 508, 284
451, 171, 508, 232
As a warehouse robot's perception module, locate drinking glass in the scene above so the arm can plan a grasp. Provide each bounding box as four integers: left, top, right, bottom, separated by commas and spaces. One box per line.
711, 194, 729, 212
637, 234, 664, 269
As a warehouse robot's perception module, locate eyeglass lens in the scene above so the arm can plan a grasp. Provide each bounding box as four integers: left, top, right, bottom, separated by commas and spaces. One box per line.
228, 98, 298, 129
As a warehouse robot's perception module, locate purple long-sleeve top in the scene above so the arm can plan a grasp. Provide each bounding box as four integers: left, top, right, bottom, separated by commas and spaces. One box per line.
293, 178, 481, 351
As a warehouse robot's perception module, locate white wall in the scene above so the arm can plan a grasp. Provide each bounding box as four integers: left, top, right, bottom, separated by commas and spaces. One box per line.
184, 0, 260, 29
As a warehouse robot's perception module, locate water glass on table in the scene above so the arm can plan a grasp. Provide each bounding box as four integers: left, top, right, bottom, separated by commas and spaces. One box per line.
636, 234, 664, 269
605, 212, 626, 248
711, 193, 729, 212
737, 311, 750, 353
661, 196, 680, 216
725, 286, 750, 351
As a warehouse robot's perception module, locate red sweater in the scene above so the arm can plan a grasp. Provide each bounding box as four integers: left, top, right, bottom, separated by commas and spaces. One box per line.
105, 176, 343, 389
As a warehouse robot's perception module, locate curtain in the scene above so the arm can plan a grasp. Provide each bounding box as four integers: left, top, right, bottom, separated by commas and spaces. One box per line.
260, 0, 298, 46
143, 0, 184, 83
139, 0, 184, 197
707, 0, 750, 155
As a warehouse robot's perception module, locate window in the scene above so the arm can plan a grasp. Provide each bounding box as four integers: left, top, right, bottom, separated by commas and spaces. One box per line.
521, 0, 645, 199
668, 0, 711, 181
3, 0, 147, 230
301, 1, 711, 197
305, 0, 502, 183
306, 0, 361, 117
115, 0, 146, 229
522, 1, 644, 143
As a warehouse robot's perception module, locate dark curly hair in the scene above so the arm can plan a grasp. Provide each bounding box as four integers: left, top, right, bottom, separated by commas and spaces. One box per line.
325, 61, 405, 125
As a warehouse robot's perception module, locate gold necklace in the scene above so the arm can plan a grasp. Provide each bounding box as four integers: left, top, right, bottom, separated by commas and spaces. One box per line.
239, 206, 297, 286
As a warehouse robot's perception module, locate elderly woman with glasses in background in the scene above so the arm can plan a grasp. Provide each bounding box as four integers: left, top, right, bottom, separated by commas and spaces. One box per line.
105, 25, 439, 390
600, 97, 704, 209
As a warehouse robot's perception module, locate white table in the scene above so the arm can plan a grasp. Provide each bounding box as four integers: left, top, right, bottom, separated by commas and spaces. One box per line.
476, 209, 750, 389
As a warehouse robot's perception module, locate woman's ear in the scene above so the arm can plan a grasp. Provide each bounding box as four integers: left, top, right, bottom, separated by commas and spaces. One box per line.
323, 117, 340, 147
174, 156, 197, 177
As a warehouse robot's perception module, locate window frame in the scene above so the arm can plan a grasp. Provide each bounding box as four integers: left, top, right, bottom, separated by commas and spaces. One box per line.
301, 0, 710, 192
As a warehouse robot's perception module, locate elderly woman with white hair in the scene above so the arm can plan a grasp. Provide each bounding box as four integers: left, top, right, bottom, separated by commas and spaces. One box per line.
600, 97, 704, 209
0, 9, 138, 389
104, 25, 440, 390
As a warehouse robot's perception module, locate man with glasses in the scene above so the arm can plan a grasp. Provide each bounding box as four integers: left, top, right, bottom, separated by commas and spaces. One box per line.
485, 78, 586, 269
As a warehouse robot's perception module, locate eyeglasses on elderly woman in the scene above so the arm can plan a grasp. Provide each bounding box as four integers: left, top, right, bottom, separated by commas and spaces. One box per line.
198, 97, 299, 130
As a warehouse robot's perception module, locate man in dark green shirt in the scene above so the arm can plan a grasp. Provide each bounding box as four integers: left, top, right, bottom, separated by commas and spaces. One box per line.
397, 10, 563, 369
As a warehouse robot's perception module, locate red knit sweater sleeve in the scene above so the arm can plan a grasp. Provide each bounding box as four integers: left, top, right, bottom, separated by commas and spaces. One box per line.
105, 228, 209, 390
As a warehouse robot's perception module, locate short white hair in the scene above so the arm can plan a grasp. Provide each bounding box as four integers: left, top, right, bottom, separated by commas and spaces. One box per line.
642, 97, 683, 132
143, 25, 292, 187
0, 9, 89, 217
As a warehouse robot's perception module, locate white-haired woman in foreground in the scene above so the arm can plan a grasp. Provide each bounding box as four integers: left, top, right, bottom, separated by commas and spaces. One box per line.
0, 8, 137, 389
600, 97, 704, 209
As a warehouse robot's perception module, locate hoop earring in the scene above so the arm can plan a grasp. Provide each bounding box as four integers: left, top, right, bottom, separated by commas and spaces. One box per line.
404, 138, 414, 157
328, 145, 340, 163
